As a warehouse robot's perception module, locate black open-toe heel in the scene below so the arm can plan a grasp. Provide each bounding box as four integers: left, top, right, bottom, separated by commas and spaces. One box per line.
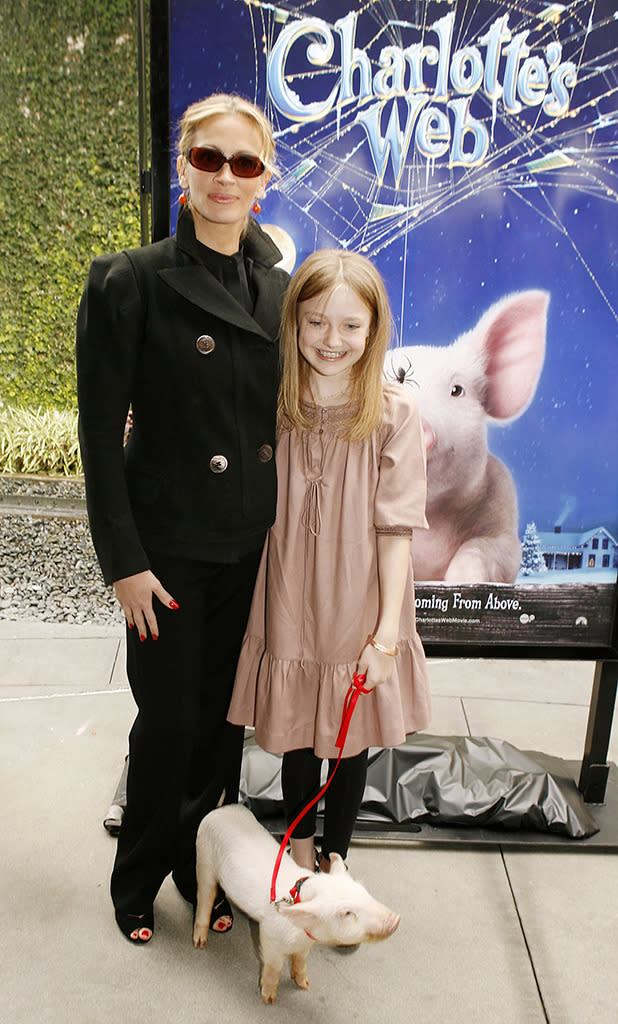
209, 887, 233, 933
115, 908, 154, 944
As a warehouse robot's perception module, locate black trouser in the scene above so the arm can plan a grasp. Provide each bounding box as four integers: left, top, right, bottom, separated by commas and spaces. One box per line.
281, 747, 369, 861
110, 547, 261, 914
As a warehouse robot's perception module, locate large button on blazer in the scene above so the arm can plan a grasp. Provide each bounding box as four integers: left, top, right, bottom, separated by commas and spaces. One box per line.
76, 211, 290, 585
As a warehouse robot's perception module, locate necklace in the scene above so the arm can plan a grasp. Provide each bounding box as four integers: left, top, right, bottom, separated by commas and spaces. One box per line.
307, 383, 351, 406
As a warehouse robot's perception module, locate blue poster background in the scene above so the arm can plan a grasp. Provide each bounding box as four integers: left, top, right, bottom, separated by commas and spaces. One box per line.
169, 0, 618, 593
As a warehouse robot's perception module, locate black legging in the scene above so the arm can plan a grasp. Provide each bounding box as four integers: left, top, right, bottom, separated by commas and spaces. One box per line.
281, 747, 369, 860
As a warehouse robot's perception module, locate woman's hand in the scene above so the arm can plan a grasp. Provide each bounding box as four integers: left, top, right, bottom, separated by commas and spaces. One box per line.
357, 640, 395, 691
113, 570, 179, 641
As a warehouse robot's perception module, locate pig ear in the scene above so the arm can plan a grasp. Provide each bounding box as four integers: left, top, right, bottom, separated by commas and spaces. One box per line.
327, 853, 347, 876
470, 290, 548, 421
276, 903, 320, 930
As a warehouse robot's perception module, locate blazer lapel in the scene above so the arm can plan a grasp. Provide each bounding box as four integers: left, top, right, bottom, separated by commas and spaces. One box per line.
252, 264, 285, 340
158, 265, 273, 341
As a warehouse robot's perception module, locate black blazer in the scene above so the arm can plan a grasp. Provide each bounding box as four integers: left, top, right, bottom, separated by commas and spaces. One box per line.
76, 211, 290, 585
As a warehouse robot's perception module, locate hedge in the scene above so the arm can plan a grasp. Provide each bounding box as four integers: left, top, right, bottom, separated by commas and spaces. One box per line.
0, 0, 142, 410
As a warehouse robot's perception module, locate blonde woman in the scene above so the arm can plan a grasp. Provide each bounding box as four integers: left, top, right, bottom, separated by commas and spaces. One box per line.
228, 250, 431, 873
77, 94, 289, 943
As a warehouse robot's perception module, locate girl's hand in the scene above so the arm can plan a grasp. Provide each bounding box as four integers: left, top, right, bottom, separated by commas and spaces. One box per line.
113, 570, 179, 641
357, 640, 395, 691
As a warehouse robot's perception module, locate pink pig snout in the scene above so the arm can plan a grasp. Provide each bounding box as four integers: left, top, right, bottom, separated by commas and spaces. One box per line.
367, 909, 401, 941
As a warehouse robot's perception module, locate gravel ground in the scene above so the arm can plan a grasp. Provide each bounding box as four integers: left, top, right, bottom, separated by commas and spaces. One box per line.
0, 475, 87, 500
0, 475, 123, 625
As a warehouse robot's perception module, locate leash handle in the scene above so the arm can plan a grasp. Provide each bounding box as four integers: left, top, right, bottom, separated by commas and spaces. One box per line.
336, 672, 371, 749
269, 672, 369, 903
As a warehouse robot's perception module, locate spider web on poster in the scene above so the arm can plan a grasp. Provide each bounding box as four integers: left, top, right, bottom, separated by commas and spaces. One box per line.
239, 0, 618, 320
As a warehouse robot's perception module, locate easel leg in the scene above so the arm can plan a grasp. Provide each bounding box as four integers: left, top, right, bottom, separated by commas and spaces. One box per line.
578, 661, 617, 803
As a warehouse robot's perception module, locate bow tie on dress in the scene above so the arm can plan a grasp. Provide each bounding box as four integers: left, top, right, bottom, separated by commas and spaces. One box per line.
302, 475, 324, 536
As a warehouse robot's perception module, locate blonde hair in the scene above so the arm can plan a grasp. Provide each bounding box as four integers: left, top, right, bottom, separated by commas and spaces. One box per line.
177, 93, 277, 173
278, 250, 393, 441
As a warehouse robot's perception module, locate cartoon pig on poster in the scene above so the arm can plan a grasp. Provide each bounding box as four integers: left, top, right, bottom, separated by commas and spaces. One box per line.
385, 291, 548, 584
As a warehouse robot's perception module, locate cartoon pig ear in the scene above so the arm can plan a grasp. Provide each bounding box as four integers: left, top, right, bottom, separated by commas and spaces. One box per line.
471, 290, 549, 422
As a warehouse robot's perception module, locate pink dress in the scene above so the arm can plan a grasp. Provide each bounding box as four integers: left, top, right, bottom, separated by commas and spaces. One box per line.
228, 384, 431, 759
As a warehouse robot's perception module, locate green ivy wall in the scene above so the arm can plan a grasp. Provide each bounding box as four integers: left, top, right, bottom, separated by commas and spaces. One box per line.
0, 0, 142, 409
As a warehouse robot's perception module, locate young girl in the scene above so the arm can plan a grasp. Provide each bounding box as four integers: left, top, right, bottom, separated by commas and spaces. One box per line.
228, 249, 431, 873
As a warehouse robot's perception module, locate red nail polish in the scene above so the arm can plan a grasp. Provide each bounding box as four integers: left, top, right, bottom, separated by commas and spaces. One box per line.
140, 634, 146, 643
169, 600, 179, 610
152, 634, 159, 641
128, 622, 134, 629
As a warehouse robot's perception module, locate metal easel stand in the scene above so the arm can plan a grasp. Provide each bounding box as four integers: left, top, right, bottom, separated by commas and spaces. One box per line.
578, 660, 618, 803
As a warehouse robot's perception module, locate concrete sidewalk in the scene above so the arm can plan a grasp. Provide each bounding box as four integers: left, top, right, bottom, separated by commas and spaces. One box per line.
1, 619, 616, 1024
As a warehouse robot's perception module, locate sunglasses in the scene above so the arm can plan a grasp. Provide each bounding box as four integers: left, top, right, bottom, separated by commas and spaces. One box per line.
187, 146, 265, 179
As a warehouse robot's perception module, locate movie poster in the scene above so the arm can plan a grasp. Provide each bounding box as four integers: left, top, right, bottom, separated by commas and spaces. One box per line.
167, 0, 618, 648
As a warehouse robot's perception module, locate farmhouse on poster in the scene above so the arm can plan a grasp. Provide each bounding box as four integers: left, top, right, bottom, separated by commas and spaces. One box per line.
537, 526, 618, 572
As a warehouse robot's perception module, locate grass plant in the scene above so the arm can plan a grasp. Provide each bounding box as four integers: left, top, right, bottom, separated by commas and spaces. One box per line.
0, 405, 82, 476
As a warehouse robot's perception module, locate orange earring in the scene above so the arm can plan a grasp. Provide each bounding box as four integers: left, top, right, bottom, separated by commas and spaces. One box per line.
252, 200, 261, 214
179, 192, 188, 205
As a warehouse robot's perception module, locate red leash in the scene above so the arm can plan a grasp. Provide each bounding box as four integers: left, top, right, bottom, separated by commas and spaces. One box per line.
269, 671, 370, 903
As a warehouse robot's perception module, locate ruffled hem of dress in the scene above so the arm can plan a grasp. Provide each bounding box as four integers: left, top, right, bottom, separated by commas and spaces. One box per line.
228, 632, 432, 761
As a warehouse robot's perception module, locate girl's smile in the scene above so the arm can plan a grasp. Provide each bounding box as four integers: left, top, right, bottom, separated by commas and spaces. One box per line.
316, 349, 347, 360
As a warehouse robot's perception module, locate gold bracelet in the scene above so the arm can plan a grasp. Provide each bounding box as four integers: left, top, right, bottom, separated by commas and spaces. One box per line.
368, 634, 399, 657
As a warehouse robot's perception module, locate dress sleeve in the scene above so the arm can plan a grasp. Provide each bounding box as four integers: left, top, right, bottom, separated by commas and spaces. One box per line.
374, 387, 429, 535
76, 252, 150, 585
